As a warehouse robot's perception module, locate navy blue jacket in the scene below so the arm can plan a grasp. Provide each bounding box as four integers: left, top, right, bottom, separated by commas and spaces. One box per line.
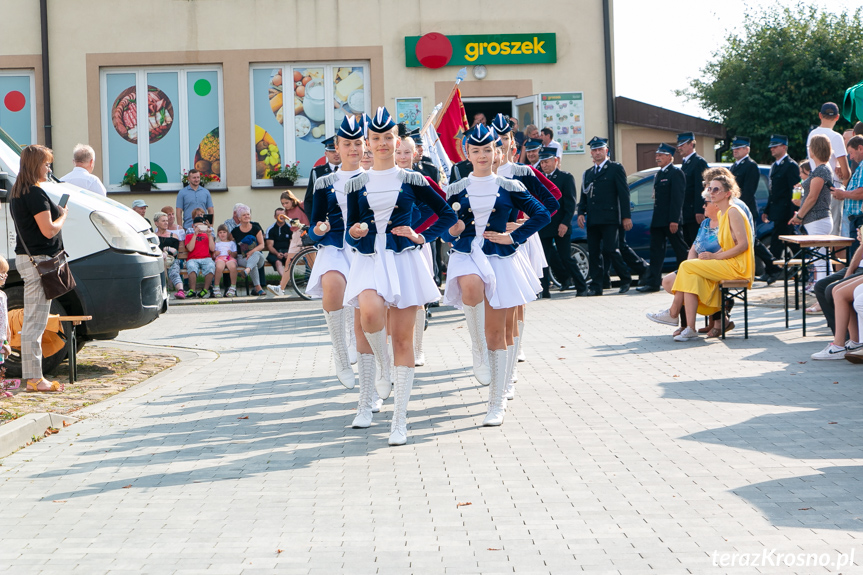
307, 172, 347, 249
345, 169, 456, 255
508, 163, 560, 219
442, 176, 550, 258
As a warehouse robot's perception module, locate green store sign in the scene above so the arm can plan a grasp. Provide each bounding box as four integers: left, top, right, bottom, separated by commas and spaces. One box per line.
406, 33, 557, 68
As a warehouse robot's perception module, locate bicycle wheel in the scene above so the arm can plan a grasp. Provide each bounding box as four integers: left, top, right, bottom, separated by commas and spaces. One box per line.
290, 246, 317, 300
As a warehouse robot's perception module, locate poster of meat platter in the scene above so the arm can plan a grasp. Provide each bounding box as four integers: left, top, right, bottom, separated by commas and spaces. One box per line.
539, 92, 585, 154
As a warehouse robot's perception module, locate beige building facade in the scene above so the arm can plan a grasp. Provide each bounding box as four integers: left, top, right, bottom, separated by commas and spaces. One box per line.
0, 0, 616, 222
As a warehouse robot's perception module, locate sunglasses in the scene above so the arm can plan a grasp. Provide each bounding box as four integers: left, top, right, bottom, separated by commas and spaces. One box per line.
705, 186, 725, 194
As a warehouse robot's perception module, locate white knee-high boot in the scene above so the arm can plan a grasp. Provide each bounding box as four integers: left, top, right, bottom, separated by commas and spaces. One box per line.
414, 306, 426, 366
463, 303, 491, 385
351, 353, 376, 428
371, 386, 383, 412
363, 328, 392, 399
324, 308, 355, 389
505, 338, 518, 401
389, 365, 415, 446
483, 349, 508, 426
346, 306, 357, 365
516, 320, 526, 362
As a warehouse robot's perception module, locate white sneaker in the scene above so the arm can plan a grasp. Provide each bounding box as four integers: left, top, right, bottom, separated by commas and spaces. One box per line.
811, 344, 847, 360
845, 340, 863, 352
646, 308, 678, 326
673, 327, 699, 342
267, 285, 284, 297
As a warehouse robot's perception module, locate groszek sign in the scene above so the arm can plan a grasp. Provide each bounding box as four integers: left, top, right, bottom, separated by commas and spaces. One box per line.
406, 33, 557, 68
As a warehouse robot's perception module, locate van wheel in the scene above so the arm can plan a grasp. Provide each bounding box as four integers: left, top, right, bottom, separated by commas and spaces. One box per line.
3, 286, 70, 379
571, 244, 590, 280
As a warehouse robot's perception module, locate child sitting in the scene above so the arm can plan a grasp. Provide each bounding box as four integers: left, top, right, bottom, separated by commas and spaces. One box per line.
213, 224, 238, 297
185, 216, 216, 298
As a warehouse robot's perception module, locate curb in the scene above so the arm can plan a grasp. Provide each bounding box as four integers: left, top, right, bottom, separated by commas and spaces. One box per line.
0, 412, 79, 459
169, 293, 306, 306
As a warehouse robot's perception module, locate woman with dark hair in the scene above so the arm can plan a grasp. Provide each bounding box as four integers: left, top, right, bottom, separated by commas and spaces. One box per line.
9, 145, 67, 393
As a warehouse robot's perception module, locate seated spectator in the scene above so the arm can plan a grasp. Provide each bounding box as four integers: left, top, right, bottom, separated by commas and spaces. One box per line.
185, 216, 215, 299
660, 194, 733, 337
266, 208, 294, 281
160, 206, 185, 240
812, 226, 863, 360
154, 212, 185, 299
223, 203, 244, 233
280, 190, 310, 256
851, 282, 863, 363
646, 172, 754, 342
213, 224, 238, 298
132, 199, 151, 229
231, 204, 267, 296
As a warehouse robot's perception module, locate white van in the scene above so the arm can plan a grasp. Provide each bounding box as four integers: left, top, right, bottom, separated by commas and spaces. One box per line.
0, 128, 167, 376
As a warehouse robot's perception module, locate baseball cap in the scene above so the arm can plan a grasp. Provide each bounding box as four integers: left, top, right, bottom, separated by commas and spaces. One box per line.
131, 199, 148, 208
820, 102, 839, 117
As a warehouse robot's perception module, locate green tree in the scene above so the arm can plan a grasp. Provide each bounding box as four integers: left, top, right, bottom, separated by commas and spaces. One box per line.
678, 4, 863, 164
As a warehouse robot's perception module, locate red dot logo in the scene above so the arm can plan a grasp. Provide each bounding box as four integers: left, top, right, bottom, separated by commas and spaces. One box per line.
415, 33, 452, 69
4, 91, 26, 113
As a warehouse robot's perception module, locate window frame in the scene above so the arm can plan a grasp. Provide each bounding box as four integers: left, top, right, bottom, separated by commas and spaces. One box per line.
249, 61, 371, 188
0, 69, 38, 146
99, 65, 226, 193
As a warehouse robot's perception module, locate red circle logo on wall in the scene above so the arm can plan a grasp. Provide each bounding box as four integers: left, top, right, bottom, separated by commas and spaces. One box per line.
4, 91, 26, 113
415, 33, 452, 69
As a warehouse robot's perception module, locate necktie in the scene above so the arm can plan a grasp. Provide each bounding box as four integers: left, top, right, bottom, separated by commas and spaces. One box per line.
595, 165, 599, 175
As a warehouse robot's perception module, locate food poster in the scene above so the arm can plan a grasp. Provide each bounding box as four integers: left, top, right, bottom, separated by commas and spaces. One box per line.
186, 70, 221, 184
252, 68, 284, 181
106, 72, 139, 186
539, 92, 585, 154
0, 74, 33, 146
144, 72, 180, 185
292, 66, 325, 175
396, 98, 422, 133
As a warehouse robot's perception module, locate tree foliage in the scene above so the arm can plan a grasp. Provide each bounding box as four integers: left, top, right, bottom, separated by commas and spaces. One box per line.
678, 3, 863, 164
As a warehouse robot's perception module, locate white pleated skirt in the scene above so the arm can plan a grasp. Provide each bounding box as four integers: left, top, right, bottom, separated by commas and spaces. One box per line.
523, 233, 547, 278
420, 242, 434, 276
306, 245, 352, 299
344, 234, 440, 309
444, 244, 538, 310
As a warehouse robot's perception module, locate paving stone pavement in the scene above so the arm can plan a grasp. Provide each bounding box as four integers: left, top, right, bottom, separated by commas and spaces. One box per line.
2, 289, 863, 574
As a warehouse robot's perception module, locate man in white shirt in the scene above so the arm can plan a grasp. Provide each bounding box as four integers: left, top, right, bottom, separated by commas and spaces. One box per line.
59, 144, 107, 196
540, 127, 564, 159
807, 102, 850, 235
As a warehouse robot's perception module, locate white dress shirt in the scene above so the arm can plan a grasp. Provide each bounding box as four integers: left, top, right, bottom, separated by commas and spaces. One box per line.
60, 166, 107, 196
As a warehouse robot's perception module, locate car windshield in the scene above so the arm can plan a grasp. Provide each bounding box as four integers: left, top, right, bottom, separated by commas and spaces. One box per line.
0, 126, 22, 176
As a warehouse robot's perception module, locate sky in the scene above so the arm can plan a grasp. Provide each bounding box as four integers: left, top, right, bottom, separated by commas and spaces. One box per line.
613, 0, 861, 119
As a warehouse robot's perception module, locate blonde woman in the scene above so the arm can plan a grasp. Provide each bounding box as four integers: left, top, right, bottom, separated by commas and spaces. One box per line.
647, 173, 755, 342
792, 134, 835, 280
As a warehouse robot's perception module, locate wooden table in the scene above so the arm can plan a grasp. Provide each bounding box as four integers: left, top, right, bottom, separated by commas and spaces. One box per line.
779, 235, 853, 335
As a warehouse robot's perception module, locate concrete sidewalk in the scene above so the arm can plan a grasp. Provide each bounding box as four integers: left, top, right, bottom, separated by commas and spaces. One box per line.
1, 288, 861, 574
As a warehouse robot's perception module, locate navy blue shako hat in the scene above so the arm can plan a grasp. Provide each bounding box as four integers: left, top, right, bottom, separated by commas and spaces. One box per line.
731, 136, 750, 150
587, 136, 608, 150
655, 143, 676, 155
538, 146, 557, 160
523, 139, 542, 151
337, 114, 364, 140
676, 132, 695, 145
323, 136, 336, 151
368, 107, 396, 133
465, 123, 495, 147
491, 113, 512, 135
768, 134, 789, 148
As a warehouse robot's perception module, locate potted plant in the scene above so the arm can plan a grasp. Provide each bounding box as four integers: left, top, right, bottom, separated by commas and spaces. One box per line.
181, 170, 221, 187
120, 167, 159, 192
266, 161, 301, 187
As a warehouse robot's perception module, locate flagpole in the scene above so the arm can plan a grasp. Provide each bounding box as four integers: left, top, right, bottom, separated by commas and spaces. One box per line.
433, 67, 468, 130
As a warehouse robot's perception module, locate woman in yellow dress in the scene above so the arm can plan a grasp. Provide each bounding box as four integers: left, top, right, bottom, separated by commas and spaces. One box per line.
646, 172, 755, 341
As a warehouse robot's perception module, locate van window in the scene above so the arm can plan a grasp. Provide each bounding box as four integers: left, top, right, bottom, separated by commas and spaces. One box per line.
629, 178, 654, 212
756, 174, 769, 200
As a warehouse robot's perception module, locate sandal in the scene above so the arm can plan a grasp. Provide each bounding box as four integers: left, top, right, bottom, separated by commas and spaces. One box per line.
707, 321, 735, 338
25, 379, 64, 393
697, 325, 713, 334
805, 304, 822, 314
673, 326, 685, 337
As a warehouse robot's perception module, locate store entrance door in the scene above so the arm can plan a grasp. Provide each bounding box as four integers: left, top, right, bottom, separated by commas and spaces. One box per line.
512, 96, 539, 133
462, 97, 514, 127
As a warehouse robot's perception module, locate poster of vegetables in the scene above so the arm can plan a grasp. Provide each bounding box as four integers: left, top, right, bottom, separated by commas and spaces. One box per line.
539, 92, 585, 154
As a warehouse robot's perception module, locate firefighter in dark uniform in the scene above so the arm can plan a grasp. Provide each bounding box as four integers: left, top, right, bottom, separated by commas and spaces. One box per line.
522, 139, 542, 170
729, 136, 782, 281
677, 131, 710, 246
577, 137, 632, 295
410, 132, 441, 184
762, 134, 800, 281
538, 147, 587, 296
637, 143, 689, 292
302, 136, 341, 220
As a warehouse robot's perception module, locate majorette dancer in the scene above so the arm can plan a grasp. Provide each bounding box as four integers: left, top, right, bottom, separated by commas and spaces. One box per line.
442, 123, 550, 426
343, 107, 456, 445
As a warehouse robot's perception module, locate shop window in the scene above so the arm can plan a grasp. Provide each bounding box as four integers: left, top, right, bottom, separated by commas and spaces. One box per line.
0, 71, 37, 146
250, 62, 370, 186
100, 67, 225, 192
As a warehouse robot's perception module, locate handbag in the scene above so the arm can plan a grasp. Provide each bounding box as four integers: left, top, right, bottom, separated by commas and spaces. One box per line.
12, 216, 76, 300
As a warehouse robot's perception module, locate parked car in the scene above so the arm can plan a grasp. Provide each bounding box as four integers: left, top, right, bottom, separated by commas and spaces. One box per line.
566, 163, 775, 279
0, 127, 168, 376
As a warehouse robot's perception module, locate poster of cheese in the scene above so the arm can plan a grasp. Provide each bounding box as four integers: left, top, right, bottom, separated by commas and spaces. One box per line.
539, 92, 585, 154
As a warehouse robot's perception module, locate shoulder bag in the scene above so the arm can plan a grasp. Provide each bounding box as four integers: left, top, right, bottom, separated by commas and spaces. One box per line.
12, 215, 76, 300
